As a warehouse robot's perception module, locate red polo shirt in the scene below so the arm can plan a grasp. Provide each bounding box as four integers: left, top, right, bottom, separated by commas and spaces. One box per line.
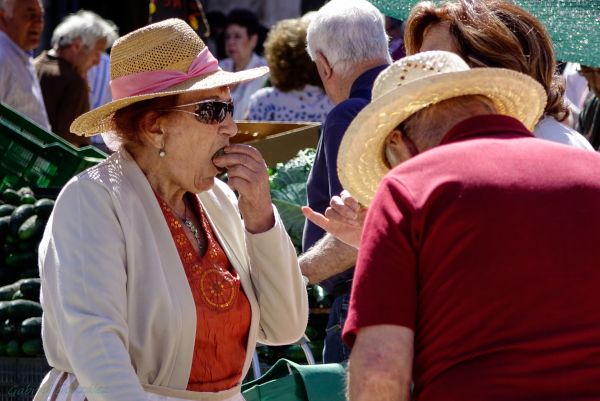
343, 114, 600, 401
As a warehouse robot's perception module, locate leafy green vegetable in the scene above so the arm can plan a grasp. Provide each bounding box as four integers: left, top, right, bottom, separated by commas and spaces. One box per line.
269, 149, 315, 253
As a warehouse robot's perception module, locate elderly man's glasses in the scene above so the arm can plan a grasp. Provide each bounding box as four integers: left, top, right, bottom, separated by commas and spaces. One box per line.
160, 99, 234, 124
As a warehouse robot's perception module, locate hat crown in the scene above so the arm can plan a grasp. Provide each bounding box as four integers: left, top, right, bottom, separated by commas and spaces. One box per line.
372, 51, 470, 100
109, 18, 206, 80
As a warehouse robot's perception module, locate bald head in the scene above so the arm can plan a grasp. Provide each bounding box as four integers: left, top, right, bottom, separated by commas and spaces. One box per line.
0, 0, 44, 51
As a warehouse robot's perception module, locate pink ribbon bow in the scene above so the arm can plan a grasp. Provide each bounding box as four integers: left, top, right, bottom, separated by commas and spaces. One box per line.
110, 47, 220, 100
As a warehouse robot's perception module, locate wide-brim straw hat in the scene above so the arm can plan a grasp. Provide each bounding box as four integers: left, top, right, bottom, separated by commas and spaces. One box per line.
337, 51, 546, 206
71, 18, 269, 136
368, 0, 600, 67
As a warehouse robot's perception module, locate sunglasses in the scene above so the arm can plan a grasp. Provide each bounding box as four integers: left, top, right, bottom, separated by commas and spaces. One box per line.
160, 99, 234, 124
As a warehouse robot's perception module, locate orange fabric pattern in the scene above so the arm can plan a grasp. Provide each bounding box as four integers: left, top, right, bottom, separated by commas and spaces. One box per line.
156, 193, 251, 392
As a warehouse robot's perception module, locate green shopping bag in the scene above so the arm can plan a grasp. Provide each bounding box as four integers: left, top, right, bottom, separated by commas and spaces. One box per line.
241, 359, 347, 401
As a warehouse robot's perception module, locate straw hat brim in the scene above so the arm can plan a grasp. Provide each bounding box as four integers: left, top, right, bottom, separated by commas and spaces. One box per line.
71, 66, 269, 136
337, 68, 546, 206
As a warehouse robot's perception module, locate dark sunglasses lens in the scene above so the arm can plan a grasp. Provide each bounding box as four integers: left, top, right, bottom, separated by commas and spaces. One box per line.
194, 101, 234, 124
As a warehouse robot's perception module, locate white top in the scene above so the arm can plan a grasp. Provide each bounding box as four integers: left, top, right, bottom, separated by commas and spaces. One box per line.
533, 115, 594, 151
219, 53, 269, 120
247, 85, 333, 124
0, 31, 50, 129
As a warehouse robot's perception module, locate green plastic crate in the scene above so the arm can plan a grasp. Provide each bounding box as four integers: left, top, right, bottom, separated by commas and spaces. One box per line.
0, 103, 107, 191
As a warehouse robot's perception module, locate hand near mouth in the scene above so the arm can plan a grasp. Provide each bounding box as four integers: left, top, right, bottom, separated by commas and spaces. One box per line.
212, 144, 274, 233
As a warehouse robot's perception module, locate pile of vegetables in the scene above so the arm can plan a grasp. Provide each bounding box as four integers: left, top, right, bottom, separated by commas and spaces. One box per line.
266, 149, 330, 364
0, 187, 54, 357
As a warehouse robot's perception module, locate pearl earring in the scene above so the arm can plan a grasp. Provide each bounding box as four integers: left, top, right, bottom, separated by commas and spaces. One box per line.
159, 149, 166, 158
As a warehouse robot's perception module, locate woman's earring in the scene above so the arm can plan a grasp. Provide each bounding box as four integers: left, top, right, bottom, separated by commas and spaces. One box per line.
159, 148, 166, 158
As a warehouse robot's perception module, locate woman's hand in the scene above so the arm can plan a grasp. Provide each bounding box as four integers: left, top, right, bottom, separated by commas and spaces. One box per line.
213, 144, 275, 233
302, 190, 367, 249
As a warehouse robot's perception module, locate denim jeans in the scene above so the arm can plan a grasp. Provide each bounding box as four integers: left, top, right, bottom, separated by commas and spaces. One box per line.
323, 294, 351, 363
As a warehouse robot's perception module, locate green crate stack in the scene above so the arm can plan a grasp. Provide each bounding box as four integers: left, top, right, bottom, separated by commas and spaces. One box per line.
0, 104, 107, 191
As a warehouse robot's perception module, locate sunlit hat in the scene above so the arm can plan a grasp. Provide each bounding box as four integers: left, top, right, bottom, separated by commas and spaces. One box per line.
368, 0, 600, 67
337, 50, 546, 206
71, 18, 268, 136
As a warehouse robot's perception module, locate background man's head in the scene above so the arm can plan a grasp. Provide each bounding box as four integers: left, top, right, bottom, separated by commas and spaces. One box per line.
51, 10, 118, 75
0, 0, 44, 51
306, 0, 391, 101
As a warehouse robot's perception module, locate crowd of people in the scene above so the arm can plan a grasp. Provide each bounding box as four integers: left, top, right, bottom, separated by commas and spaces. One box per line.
1, 0, 600, 400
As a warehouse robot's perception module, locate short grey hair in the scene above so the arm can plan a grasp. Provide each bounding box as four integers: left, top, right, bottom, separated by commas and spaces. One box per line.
306, 0, 391, 76
51, 10, 119, 50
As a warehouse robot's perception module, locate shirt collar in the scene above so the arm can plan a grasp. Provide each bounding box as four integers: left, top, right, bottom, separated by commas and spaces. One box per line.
0, 31, 32, 64
349, 64, 389, 100
440, 114, 534, 146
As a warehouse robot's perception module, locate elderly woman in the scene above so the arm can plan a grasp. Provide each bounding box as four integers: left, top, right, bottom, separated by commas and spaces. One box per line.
33, 19, 308, 401
247, 17, 333, 124
403, 0, 593, 150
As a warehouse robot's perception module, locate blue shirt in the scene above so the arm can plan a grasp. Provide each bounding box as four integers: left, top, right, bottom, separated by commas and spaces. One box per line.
302, 64, 388, 294
0, 31, 50, 129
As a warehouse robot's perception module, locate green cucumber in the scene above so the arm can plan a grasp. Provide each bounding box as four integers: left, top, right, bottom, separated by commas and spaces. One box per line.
0, 204, 16, 217
18, 215, 45, 241
2, 318, 18, 340
2, 189, 21, 205
21, 338, 43, 356
34, 198, 55, 219
5, 299, 42, 320
19, 279, 40, 302
0, 282, 20, 301
19, 317, 42, 340
0, 215, 11, 237
5, 339, 20, 356
4, 252, 36, 268
9, 204, 35, 236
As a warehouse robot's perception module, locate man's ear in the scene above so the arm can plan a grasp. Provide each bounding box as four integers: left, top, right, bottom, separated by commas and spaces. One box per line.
138, 111, 167, 151
71, 37, 83, 51
315, 51, 333, 82
384, 128, 419, 167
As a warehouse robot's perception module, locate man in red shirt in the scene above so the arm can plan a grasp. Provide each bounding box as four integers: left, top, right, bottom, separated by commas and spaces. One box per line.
312, 51, 600, 401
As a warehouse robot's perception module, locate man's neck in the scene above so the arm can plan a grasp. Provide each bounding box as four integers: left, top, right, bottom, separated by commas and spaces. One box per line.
330, 59, 388, 104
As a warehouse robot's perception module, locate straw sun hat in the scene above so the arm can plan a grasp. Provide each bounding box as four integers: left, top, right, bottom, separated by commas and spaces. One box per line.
337, 50, 546, 206
70, 18, 269, 136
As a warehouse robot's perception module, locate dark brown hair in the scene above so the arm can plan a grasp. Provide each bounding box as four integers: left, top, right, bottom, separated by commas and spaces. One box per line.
405, 0, 569, 121
264, 18, 323, 92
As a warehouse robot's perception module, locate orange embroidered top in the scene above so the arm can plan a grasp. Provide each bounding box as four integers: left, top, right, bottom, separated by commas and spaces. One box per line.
156, 193, 251, 392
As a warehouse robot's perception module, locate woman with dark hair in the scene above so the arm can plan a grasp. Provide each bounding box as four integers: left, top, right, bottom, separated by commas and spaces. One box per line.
247, 16, 333, 123
219, 9, 268, 119
404, 0, 593, 150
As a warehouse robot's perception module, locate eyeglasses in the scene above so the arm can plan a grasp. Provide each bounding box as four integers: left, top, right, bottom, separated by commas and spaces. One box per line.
159, 99, 234, 124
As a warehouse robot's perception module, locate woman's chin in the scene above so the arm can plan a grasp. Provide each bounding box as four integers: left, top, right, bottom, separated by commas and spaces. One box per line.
193, 176, 215, 193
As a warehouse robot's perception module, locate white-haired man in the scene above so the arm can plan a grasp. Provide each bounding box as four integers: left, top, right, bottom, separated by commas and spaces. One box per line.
34, 10, 117, 147
299, 0, 391, 363
312, 51, 600, 400
0, 0, 50, 129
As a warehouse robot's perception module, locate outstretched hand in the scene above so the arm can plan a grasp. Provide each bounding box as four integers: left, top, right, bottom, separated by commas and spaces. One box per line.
302, 190, 367, 249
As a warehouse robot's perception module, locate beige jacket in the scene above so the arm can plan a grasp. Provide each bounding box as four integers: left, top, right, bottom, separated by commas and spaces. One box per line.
35, 150, 308, 401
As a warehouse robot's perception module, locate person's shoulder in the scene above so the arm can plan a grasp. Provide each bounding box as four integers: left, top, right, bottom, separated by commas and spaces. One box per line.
324, 97, 369, 130
534, 116, 594, 150
250, 86, 276, 102
218, 58, 234, 71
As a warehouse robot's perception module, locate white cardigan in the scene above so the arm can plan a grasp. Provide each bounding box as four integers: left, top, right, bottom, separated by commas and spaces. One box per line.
35, 150, 308, 401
